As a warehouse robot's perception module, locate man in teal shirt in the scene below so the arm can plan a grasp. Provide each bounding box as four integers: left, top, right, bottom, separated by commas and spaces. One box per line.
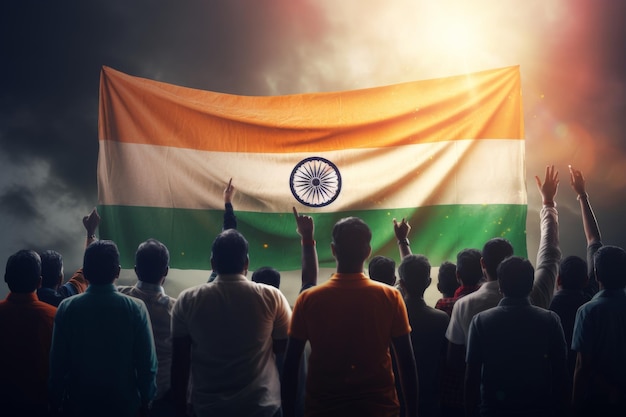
49, 240, 157, 417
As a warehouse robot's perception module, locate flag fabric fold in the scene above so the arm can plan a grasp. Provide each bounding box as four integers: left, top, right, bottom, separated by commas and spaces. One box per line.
98, 66, 526, 270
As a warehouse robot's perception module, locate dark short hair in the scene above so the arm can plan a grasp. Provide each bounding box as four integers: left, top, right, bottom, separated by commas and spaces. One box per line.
498, 256, 534, 298
251, 267, 281, 289
594, 245, 626, 290
559, 256, 587, 290
135, 239, 170, 284
83, 240, 120, 285
482, 238, 514, 280
368, 256, 396, 286
399, 254, 431, 296
456, 248, 483, 286
40, 250, 63, 288
5, 250, 42, 293
332, 217, 372, 263
211, 229, 249, 275
437, 261, 458, 296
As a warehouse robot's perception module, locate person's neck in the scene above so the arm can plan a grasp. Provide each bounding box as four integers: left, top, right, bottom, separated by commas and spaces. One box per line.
336, 262, 364, 274
405, 292, 425, 300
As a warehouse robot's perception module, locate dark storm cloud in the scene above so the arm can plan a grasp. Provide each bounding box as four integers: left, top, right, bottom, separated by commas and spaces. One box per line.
0, 0, 328, 287
1, 0, 326, 199
0, 185, 42, 221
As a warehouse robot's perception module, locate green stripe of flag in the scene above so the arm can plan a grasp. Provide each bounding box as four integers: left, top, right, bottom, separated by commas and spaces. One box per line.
98, 204, 528, 270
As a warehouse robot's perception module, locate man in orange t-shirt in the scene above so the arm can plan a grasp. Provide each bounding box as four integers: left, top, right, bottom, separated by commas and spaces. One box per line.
0, 250, 57, 417
282, 217, 418, 417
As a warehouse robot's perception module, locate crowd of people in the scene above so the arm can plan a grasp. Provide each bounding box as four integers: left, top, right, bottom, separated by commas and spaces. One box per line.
0, 166, 625, 417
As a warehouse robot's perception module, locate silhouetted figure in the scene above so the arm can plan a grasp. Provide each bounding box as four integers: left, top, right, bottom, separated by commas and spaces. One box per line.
368, 255, 397, 286
434, 261, 458, 313
399, 254, 450, 417
282, 217, 418, 417
437, 249, 483, 317
252, 266, 281, 288
0, 250, 56, 417
465, 256, 568, 417
49, 240, 157, 417
172, 229, 291, 417
446, 166, 561, 373
549, 255, 589, 391
572, 245, 626, 416
118, 238, 176, 417
37, 208, 99, 306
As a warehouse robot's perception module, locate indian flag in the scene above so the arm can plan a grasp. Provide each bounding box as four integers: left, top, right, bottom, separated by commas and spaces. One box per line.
97, 65, 526, 270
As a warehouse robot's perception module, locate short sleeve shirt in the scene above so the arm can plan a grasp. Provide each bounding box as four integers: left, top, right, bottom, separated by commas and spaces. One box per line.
289, 272, 410, 417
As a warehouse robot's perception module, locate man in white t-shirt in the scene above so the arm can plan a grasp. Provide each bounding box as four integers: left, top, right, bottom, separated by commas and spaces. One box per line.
171, 229, 292, 417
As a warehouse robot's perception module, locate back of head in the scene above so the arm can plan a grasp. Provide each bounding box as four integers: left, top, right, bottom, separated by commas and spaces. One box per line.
332, 217, 372, 265
5, 250, 42, 293
211, 229, 249, 275
368, 256, 396, 286
456, 248, 483, 286
437, 261, 458, 296
594, 245, 626, 290
497, 256, 534, 298
559, 255, 588, 290
251, 267, 281, 289
482, 238, 514, 280
83, 240, 121, 285
40, 250, 63, 289
135, 239, 170, 284
399, 254, 431, 297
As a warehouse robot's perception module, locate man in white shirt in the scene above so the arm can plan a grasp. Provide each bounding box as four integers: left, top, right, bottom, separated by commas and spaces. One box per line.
171, 229, 291, 417
118, 239, 175, 417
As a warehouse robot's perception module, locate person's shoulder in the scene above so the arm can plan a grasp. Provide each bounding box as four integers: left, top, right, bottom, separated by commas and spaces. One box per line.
117, 285, 134, 294
117, 290, 148, 308
451, 290, 474, 310
254, 281, 286, 298
428, 304, 451, 319
57, 290, 87, 309
178, 283, 210, 297
33, 298, 58, 317
420, 304, 451, 325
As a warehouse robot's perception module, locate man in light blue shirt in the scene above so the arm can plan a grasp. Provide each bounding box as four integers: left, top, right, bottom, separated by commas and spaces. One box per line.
49, 240, 157, 417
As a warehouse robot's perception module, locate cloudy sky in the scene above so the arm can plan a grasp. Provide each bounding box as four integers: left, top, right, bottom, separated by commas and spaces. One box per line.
1, 0, 625, 297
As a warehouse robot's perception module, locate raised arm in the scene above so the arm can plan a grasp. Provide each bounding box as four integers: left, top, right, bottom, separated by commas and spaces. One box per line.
222, 178, 237, 231
208, 179, 238, 283
64, 208, 101, 293
393, 218, 412, 258
569, 166, 601, 295
293, 207, 318, 290
530, 165, 561, 309
569, 166, 600, 246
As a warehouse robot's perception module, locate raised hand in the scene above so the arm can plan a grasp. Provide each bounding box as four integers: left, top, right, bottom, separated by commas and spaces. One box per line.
224, 178, 235, 204
292, 207, 314, 240
569, 165, 586, 197
83, 208, 100, 236
535, 165, 559, 205
393, 218, 411, 241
